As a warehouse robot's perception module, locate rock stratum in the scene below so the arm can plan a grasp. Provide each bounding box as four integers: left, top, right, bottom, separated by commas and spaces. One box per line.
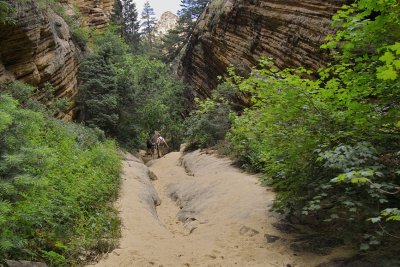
178, 0, 346, 98
0, 0, 114, 119
62, 0, 114, 29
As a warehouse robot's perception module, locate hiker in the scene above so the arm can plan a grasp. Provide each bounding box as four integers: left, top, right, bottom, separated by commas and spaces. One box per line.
146, 136, 154, 158
155, 132, 169, 158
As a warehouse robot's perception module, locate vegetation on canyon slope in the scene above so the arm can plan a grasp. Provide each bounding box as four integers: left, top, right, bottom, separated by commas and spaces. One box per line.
185, 0, 400, 250
0, 0, 188, 265
1, 0, 399, 264
77, 27, 189, 150
0, 82, 121, 265
0, 0, 203, 263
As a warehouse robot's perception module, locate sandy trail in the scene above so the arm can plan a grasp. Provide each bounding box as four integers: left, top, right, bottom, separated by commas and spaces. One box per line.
89, 150, 348, 267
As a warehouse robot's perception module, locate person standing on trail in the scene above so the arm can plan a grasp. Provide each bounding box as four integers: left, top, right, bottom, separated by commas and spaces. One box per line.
155, 132, 169, 158
146, 135, 154, 157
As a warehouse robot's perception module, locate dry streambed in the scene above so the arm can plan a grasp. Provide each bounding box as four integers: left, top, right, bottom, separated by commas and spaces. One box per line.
88, 150, 352, 267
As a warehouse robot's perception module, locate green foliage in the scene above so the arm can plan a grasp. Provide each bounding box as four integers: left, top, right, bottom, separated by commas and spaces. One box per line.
0, 0, 15, 24
158, 28, 184, 62
79, 53, 119, 132
34, 0, 90, 49
225, 56, 399, 244
119, 0, 140, 51
158, 0, 209, 62
184, 99, 231, 148
190, 0, 400, 248
70, 26, 90, 49
178, 0, 209, 22
140, 1, 157, 46
58, 3, 90, 49
184, 78, 243, 149
35, 0, 60, 11
381, 208, 400, 221
0, 81, 70, 116
114, 54, 188, 149
78, 27, 188, 150
0, 89, 121, 265
184, 67, 254, 150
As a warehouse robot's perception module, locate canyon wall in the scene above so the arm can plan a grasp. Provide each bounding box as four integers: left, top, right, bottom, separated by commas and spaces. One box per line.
0, 0, 114, 119
178, 0, 346, 98
63, 0, 114, 29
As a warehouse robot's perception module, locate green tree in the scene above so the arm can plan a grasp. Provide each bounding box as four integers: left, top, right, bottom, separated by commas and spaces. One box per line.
140, 1, 157, 46
120, 0, 140, 50
158, 28, 183, 62
178, 0, 208, 25
78, 27, 187, 149
78, 28, 128, 134
114, 55, 188, 149
78, 53, 118, 133
159, 0, 209, 62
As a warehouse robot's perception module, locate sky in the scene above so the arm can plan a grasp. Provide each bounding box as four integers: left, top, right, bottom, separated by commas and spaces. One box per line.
134, 0, 182, 19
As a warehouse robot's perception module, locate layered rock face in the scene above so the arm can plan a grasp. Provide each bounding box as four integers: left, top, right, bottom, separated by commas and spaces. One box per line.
154, 11, 178, 37
63, 0, 114, 29
0, 0, 114, 120
178, 0, 346, 98
0, 1, 81, 119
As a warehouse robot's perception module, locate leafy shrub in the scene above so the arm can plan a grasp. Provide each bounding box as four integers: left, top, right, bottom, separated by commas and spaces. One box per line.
184, 74, 245, 150
184, 99, 231, 149
0, 91, 121, 265
61, 6, 90, 49
35, 0, 90, 49
71, 26, 90, 50
0, 81, 70, 116
190, 0, 400, 249
227, 0, 400, 248
225, 58, 399, 246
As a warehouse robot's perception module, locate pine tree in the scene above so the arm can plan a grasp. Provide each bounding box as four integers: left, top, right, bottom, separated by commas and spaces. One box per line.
121, 0, 140, 50
159, 28, 184, 62
79, 53, 119, 133
178, 0, 208, 25
159, 0, 209, 62
140, 1, 157, 46
112, 0, 123, 34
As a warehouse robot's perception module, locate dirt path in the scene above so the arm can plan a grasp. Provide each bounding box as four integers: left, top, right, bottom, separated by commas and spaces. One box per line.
89, 150, 350, 267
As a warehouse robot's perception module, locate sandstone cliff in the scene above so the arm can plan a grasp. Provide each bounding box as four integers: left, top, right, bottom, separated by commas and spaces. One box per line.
0, 0, 114, 119
154, 11, 178, 38
0, 1, 81, 119
62, 0, 114, 29
178, 0, 346, 98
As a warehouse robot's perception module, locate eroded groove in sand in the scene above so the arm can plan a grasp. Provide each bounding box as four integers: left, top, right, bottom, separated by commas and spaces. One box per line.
148, 155, 203, 237
152, 174, 189, 236
89, 151, 353, 267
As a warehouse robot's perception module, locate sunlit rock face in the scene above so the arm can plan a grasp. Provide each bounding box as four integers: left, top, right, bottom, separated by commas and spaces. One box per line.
62, 0, 114, 29
178, 0, 346, 98
154, 11, 178, 38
